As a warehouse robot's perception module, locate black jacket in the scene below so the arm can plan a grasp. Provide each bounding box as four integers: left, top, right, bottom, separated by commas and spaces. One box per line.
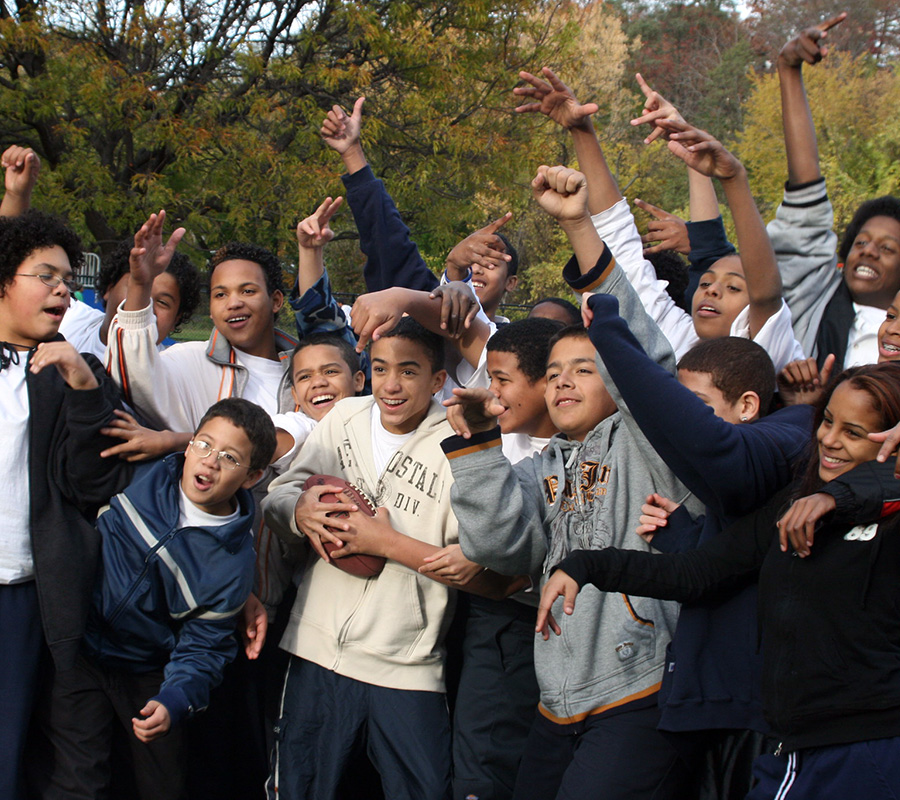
557, 460, 900, 751
25, 347, 132, 669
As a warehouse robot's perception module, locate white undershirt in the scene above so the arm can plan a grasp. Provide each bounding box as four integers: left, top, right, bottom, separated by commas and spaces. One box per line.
502, 433, 552, 465
370, 402, 414, 476
0, 355, 33, 583
845, 303, 885, 368
178, 486, 241, 529
234, 350, 285, 415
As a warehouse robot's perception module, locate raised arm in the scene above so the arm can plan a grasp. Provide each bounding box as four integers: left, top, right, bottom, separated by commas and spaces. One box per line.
123, 210, 186, 313
776, 14, 846, 186
322, 97, 438, 293
0, 145, 40, 217
349, 284, 490, 367
515, 67, 618, 215
661, 119, 782, 338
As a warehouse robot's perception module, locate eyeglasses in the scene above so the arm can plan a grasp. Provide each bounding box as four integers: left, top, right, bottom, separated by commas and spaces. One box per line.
16, 272, 82, 293
188, 439, 243, 470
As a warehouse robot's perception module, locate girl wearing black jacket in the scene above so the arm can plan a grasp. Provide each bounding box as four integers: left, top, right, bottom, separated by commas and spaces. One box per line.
537, 362, 900, 799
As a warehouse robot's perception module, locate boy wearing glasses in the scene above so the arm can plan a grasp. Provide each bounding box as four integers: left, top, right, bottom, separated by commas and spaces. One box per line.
0, 209, 130, 800
32, 398, 277, 799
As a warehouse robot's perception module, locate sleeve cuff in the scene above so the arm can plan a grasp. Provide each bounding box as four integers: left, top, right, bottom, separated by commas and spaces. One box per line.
340, 164, 377, 190
562, 249, 615, 293
114, 300, 155, 330
151, 685, 191, 727
782, 177, 828, 207
441, 427, 502, 459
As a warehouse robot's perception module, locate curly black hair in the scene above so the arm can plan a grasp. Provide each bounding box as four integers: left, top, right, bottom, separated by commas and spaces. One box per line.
838, 195, 900, 264
0, 210, 84, 291
208, 241, 285, 296
97, 238, 202, 329
487, 317, 564, 382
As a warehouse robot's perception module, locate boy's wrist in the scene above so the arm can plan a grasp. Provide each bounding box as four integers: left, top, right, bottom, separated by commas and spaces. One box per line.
341, 143, 368, 175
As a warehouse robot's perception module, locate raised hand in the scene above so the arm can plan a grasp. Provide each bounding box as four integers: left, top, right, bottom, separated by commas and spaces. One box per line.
2, 145, 40, 200
531, 165, 589, 223
634, 198, 690, 255
130, 210, 186, 288
777, 354, 836, 407
535, 568, 580, 640
445, 212, 513, 273
29, 341, 99, 390
321, 97, 365, 154
778, 13, 847, 69
656, 120, 743, 182
630, 74, 685, 145
443, 386, 505, 439
513, 67, 599, 130
297, 196, 344, 250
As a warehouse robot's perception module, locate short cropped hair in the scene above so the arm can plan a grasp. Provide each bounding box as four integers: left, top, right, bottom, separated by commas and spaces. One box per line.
678, 337, 775, 414
96, 238, 202, 328
292, 331, 361, 375
530, 297, 581, 326
195, 397, 277, 472
376, 317, 445, 373
494, 232, 519, 277
208, 241, 285, 296
547, 323, 591, 355
838, 196, 900, 265
0, 210, 84, 292
488, 317, 564, 382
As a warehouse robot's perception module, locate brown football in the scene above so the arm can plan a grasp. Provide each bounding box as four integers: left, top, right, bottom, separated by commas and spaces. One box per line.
302, 475, 385, 578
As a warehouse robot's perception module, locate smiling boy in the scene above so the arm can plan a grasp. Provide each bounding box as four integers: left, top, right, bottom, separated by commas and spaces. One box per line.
440, 166, 706, 800
0, 210, 130, 800
34, 398, 276, 799
263, 318, 479, 800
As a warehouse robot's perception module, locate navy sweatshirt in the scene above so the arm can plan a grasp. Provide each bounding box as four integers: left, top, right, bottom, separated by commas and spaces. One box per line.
341, 165, 439, 293
581, 289, 814, 732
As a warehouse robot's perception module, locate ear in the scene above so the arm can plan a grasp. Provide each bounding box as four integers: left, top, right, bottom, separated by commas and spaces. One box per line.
241, 468, 265, 489
431, 368, 448, 395
290, 381, 300, 408
271, 289, 285, 315
353, 370, 366, 394
505, 274, 519, 293
738, 391, 761, 423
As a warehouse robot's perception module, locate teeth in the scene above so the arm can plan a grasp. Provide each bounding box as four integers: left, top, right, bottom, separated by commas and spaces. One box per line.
883, 343, 900, 353
473, 282, 485, 289
382, 399, 405, 406
855, 265, 877, 278
312, 394, 335, 405
228, 315, 249, 323
700, 306, 718, 313
823, 456, 844, 464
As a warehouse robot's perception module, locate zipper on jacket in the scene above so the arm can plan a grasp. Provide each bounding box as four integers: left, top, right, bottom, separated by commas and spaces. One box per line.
107, 526, 180, 626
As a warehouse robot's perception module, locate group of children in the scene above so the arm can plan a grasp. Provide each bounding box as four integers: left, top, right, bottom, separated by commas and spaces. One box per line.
2, 11, 900, 800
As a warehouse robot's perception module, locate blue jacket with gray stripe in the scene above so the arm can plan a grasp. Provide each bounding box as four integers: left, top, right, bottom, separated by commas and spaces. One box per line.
84, 454, 256, 725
